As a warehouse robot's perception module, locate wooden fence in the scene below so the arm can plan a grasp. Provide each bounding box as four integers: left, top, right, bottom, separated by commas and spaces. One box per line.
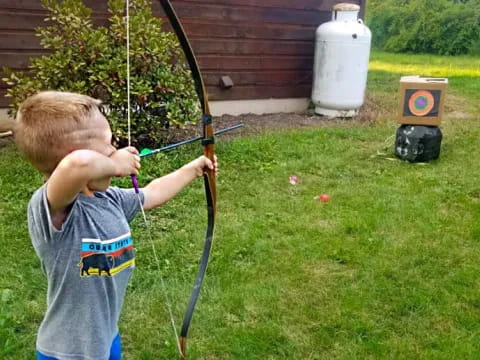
0, 0, 365, 107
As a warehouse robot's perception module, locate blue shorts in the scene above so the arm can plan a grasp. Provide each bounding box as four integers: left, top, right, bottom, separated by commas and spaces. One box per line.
37, 333, 122, 360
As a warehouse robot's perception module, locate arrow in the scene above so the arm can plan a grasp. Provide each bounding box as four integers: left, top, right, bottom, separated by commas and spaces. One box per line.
140, 123, 244, 158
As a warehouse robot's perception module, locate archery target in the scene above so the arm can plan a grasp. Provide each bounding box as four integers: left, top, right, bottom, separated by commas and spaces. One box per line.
408, 90, 434, 116
403, 89, 441, 118
398, 76, 447, 126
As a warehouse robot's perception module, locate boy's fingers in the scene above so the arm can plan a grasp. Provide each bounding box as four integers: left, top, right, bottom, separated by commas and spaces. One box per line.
127, 146, 139, 155
202, 157, 214, 170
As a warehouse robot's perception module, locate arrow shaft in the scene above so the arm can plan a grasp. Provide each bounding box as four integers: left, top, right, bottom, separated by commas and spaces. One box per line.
140, 123, 244, 158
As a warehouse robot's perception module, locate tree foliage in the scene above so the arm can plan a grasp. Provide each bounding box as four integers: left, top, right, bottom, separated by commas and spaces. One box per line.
2, 0, 200, 147
367, 0, 480, 55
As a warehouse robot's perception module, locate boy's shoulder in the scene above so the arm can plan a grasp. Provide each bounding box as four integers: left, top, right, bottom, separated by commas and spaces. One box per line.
101, 186, 130, 198
28, 186, 141, 239
27, 185, 125, 219
28, 184, 142, 223
28, 183, 47, 210
29, 185, 127, 204
94, 186, 140, 206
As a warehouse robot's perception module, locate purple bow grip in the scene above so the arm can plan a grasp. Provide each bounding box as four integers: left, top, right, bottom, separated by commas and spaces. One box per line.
131, 175, 140, 194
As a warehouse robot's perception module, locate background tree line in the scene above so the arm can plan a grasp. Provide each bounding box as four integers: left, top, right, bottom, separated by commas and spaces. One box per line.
367, 0, 480, 55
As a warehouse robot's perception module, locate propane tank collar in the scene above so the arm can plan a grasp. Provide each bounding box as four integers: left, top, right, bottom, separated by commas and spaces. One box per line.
333, 3, 360, 12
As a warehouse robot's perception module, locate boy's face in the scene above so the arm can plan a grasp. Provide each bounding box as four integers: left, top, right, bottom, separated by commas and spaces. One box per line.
83, 110, 117, 192
87, 110, 116, 158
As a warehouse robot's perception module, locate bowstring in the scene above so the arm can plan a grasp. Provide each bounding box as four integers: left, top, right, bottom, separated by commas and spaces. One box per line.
125, 0, 182, 354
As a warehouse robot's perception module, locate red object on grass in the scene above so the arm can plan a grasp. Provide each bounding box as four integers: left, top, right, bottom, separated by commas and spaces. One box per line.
315, 194, 330, 202
320, 194, 330, 202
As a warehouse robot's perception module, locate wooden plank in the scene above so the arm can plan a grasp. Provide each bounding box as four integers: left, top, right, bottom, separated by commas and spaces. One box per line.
191, 39, 314, 56
208, 84, 312, 100
1, 69, 313, 89
0, 0, 359, 12
0, 70, 312, 89
0, 31, 39, 50
203, 70, 312, 86
1, 83, 312, 105
0, 53, 313, 75
198, 55, 313, 71
0, 11, 110, 30
0, 84, 312, 107
168, 0, 359, 11
0, 51, 48, 69
0, 11, 45, 30
0, 1, 341, 24
0, 0, 110, 12
184, 21, 318, 41
164, 3, 331, 26
155, 20, 319, 42
0, 0, 45, 11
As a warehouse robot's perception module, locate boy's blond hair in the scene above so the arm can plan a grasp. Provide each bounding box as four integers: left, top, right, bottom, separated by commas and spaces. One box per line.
14, 91, 102, 174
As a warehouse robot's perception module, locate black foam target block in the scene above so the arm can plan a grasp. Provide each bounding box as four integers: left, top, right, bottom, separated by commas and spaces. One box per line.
395, 125, 442, 163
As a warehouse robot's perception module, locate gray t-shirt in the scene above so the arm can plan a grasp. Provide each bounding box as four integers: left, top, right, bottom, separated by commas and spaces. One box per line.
28, 184, 143, 360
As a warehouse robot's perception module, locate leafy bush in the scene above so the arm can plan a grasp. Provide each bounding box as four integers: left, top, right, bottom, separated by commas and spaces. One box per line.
2, 0, 200, 147
368, 0, 480, 55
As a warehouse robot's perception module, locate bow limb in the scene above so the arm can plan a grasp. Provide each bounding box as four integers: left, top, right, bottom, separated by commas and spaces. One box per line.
157, 1, 216, 358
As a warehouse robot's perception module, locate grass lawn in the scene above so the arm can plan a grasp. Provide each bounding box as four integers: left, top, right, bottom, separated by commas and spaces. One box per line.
1, 50, 480, 359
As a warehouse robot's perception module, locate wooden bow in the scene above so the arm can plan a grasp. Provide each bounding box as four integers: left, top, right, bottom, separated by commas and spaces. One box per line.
127, 1, 217, 357
156, 2, 216, 357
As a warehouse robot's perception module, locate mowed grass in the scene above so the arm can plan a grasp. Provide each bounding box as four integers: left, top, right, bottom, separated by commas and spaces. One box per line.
1, 51, 480, 359
368, 51, 480, 112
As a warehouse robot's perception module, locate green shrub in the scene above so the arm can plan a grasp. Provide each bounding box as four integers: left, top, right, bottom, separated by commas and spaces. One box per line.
368, 0, 480, 55
2, 0, 200, 147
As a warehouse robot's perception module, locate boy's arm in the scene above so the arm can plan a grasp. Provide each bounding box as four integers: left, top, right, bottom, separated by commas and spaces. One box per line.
47, 148, 139, 215
143, 156, 216, 210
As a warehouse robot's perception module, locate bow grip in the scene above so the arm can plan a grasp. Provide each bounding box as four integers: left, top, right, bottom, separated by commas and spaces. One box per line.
131, 175, 140, 194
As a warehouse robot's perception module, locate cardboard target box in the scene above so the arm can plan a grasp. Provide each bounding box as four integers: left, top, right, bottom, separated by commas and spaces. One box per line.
398, 76, 448, 126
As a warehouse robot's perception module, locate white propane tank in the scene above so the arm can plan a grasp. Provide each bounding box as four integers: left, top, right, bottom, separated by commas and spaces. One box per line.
312, 3, 372, 117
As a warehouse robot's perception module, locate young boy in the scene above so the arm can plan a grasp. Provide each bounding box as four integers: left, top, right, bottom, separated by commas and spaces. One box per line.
14, 91, 217, 360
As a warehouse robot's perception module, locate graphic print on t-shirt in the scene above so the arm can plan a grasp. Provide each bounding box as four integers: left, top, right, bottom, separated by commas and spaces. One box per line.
79, 232, 135, 277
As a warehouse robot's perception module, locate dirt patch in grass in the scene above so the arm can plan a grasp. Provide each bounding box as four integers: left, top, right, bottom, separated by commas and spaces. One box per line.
163, 97, 383, 145
444, 94, 471, 120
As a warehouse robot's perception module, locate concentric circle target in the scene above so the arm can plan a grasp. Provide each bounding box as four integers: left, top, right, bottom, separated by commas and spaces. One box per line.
408, 90, 435, 116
